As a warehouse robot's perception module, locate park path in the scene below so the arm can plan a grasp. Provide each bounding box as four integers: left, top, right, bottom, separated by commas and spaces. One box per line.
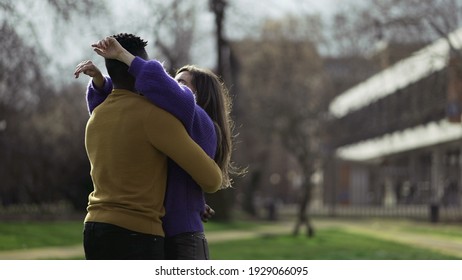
315, 219, 462, 258
0, 219, 461, 259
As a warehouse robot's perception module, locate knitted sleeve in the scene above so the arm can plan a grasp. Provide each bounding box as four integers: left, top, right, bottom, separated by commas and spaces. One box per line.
145, 106, 222, 193
129, 57, 196, 132
86, 77, 113, 114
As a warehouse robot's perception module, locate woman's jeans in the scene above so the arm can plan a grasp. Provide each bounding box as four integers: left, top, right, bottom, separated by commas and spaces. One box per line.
83, 222, 164, 260
165, 232, 210, 260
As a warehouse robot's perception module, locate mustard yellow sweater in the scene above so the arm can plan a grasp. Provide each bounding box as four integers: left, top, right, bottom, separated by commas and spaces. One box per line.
84, 89, 222, 236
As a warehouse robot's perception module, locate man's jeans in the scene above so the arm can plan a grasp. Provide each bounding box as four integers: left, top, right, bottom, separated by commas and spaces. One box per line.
165, 231, 210, 260
83, 222, 164, 260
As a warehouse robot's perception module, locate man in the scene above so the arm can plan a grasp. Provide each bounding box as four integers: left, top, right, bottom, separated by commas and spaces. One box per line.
80, 33, 222, 259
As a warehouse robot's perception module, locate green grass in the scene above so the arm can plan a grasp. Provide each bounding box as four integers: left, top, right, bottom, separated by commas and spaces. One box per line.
0, 221, 83, 250
0, 220, 460, 260
398, 224, 462, 239
0, 220, 259, 252
204, 220, 263, 232
209, 229, 460, 260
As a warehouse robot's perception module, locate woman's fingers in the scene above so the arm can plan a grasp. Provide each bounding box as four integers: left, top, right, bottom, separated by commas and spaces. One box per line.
74, 60, 96, 78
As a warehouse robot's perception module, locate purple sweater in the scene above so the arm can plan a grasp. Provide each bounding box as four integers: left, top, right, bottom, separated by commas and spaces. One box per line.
86, 57, 217, 237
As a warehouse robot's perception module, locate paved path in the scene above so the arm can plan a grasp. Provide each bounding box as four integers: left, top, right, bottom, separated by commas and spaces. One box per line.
0, 219, 461, 259
315, 219, 462, 258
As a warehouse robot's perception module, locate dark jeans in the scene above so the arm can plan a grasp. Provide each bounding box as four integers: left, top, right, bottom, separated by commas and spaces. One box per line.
165, 232, 210, 260
83, 222, 164, 260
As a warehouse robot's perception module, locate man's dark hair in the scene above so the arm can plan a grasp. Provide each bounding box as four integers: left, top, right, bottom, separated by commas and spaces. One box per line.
105, 33, 148, 91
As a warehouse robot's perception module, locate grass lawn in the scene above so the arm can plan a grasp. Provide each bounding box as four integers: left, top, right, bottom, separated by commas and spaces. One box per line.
0, 221, 83, 251
204, 220, 264, 232
0, 220, 460, 260
398, 224, 462, 239
209, 229, 460, 260
0, 220, 260, 251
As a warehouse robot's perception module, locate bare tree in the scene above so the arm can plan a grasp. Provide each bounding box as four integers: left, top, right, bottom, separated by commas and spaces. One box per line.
332, 0, 462, 57
209, 0, 228, 77
368, 0, 461, 40
140, 0, 197, 73
0, 0, 105, 212
233, 15, 329, 236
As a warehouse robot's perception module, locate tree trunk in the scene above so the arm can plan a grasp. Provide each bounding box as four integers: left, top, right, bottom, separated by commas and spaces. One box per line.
206, 0, 235, 222
293, 180, 314, 238
209, 0, 227, 77
242, 170, 261, 217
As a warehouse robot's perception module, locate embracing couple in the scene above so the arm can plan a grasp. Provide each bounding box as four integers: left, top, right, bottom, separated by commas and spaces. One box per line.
74, 33, 238, 260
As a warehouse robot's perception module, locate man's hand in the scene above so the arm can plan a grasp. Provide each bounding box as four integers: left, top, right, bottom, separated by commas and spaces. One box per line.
201, 204, 215, 223
91, 37, 135, 66
74, 60, 105, 89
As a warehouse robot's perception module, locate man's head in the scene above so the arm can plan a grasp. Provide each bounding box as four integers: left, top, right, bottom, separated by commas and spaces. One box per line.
105, 33, 148, 91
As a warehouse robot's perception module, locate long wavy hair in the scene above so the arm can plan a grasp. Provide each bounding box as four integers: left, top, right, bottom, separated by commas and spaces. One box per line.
176, 65, 240, 188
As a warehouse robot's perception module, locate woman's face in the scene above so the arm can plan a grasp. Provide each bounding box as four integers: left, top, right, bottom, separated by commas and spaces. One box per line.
175, 71, 196, 94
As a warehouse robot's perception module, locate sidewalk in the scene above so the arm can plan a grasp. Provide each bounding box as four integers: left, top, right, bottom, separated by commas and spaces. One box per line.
0, 219, 461, 259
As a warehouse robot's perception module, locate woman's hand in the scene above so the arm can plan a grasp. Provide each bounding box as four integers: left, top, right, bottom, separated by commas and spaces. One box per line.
74, 60, 105, 89
91, 37, 123, 60
74, 60, 102, 78
201, 204, 216, 223
91, 36, 135, 66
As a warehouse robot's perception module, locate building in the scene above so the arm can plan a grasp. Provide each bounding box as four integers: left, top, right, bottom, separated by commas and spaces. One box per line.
324, 28, 462, 221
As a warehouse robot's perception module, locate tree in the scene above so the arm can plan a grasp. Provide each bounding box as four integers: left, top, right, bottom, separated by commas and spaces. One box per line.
0, 0, 105, 211
141, 0, 197, 73
367, 0, 462, 43
209, 0, 228, 77
233, 15, 329, 236
330, 0, 462, 59
363, 0, 462, 85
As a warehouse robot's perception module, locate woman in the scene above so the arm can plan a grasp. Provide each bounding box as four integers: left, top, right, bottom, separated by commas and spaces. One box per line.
75, 36, 238, 259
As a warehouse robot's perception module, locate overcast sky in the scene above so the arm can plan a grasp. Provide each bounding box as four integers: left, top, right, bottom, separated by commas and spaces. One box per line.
106, 0, 349, 69
10, 0, 351, 82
